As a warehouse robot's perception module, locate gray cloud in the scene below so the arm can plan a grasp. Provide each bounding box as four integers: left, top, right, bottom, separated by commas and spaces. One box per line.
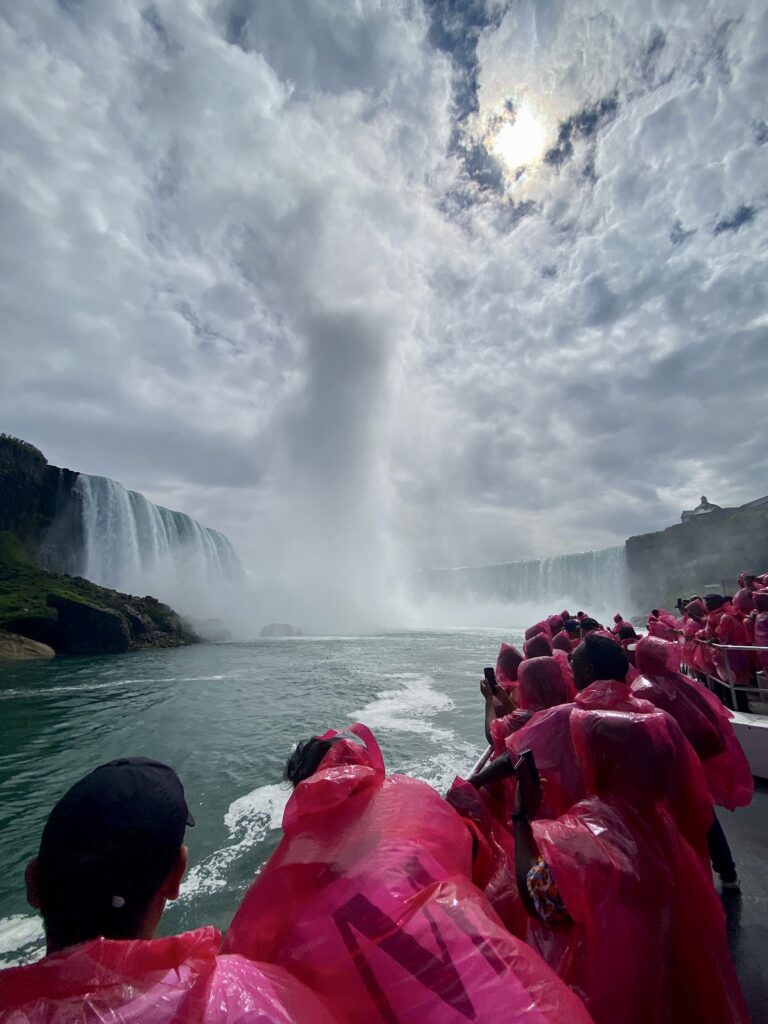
1, 0, 767, 622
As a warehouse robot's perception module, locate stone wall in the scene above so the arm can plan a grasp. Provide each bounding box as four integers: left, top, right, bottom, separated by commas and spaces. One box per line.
626, 498, 768, 610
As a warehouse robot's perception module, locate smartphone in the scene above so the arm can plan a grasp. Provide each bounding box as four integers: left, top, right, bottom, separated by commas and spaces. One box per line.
483, 666, 499, 693
514, 748, 542, 804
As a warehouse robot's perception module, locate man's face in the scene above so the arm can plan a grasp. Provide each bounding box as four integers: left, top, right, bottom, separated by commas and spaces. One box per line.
571, 643, 595, 690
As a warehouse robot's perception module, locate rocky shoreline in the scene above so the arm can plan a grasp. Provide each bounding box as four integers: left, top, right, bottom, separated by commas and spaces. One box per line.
0, 530, 198, 660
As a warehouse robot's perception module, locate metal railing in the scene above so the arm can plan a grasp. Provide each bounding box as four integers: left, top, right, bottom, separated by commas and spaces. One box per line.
681, 638, 768, 713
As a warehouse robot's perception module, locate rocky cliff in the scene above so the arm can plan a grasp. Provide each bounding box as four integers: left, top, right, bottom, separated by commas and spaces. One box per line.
626, 497, 768, 609
0, 434, 83, 568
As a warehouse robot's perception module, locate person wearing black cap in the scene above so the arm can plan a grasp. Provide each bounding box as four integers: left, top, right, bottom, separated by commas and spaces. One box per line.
1, 758, 338, 1023
25, 757, 194, 952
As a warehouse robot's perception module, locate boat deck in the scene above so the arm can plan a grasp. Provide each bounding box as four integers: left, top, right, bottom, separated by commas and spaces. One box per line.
724, 779, 768, 1021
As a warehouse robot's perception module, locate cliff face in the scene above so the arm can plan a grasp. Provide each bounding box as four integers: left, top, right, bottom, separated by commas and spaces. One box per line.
626, 498, 768, 609
0, 435, 83, 566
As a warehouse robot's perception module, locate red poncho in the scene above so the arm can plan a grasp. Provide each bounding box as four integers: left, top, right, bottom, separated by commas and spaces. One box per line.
532, 710, 750, 1024
0, 928, 338, 1024
754, 592, 768, 675
223, 724, 593, 1024
633, 636, 753, 810
490, 657, 572, 753
707, 609, 752, 683
504, 678, 654, 819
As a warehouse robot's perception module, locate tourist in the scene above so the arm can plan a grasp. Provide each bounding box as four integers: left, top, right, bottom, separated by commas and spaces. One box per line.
610, 612, 632, 635
703, 594, 751, 712
223, 724, 593, 1024
633, 635, 753, 891
0, 758, 337, 1023
513, 710, 750, 1024
577, 617, 602, 639
523, 631, 554, 658
483, 656, 572, 753
470, 636, 656, 818
752, 589, 768, 677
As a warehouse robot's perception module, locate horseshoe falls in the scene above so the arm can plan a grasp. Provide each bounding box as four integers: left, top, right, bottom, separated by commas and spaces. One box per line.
73, 474, 242, 601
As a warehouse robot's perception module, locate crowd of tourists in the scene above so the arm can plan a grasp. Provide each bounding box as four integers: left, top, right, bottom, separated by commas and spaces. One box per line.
2, 584, 765, 1023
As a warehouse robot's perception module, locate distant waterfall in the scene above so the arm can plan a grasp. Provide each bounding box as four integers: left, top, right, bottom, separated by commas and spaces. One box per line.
420, 546, 628, 612
73, 474, 242, 596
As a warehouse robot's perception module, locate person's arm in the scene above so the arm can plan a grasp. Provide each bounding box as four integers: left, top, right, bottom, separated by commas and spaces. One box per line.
513, 753, 543, 916
481, 678, 515, 744
469, 750, 515, 788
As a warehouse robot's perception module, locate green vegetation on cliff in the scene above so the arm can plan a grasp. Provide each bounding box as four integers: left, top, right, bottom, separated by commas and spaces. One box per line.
0, 530, 198, 654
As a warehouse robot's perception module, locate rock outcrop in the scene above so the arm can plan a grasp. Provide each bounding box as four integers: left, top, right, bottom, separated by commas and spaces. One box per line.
0, 530, 199, 656
259, 622, 303, 638
0, 630, 55, 661
47, 594, 131, 654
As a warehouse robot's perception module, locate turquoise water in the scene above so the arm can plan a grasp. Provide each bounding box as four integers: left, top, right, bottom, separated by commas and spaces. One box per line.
0, 630, 520, 965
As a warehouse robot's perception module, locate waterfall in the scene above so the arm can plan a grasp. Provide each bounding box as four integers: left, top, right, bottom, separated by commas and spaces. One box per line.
420, 546, 628, 612
72, 474, 242, 598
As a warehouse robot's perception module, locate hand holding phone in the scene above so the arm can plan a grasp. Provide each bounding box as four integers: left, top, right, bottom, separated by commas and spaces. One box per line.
483, 666, 498, 693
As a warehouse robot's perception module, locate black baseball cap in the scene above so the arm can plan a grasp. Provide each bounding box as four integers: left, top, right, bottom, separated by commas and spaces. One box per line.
38, 757, 194, 868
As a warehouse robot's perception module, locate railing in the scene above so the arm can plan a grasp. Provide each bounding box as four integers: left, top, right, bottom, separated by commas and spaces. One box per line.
682, 638, 768, 712
471, 746, 493, 776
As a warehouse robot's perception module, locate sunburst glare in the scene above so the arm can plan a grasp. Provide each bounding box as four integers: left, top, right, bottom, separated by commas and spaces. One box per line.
487, 102, 547, 178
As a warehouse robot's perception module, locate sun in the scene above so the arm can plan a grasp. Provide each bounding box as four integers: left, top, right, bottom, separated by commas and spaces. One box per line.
488, 103, 547, 176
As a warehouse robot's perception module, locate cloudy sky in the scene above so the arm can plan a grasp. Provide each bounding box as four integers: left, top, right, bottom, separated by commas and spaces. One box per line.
2, 0, 767, 596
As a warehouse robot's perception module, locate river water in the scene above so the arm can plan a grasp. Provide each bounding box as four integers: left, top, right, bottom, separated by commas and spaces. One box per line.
0, 630, 518, 966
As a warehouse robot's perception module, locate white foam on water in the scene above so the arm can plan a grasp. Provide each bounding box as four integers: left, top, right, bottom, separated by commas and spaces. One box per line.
0, 914, 45, 967
180, 782, 287, 902
348, 672, 455, 740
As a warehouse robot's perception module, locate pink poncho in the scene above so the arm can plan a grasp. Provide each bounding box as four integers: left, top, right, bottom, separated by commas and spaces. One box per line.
224, 724, 593, 1024
532, 710, 749, 1024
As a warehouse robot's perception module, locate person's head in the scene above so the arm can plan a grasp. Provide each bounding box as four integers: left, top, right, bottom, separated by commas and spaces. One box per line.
563, 618, 581, 636
613, 613, 623, 624
578, 617, 601, 637
635, 635, 677, 678
523, 632, 554, 659
754, 589, 768, 614
704, 593, 725, 612
743, 574, 758, 591
684, 598, 706, 622
284, 736, 341, 787
576, 611, 586, 620
517, 657, 570, 712
26, 758, 193, 954
618, 624, 638, 641
552, 630, 572, 653
650, 609, 660, 618
732, 588, 755, 615
496, 642, 524, 684
560, 610, 570, 622
571, 634, 629, 690
572, 709, 676, 805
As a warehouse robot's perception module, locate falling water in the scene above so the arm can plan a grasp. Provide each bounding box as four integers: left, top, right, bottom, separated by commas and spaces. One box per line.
418, 546, 628, 613
73, 474, 242, 598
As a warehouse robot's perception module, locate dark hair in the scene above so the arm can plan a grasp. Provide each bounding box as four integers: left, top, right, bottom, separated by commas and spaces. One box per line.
651, 609, 660, 617
564, 619, 581, 634
579, 617, 601, 632
704, 594, 725, 610
37, 827, 179, 949
618, 624, 637, 640
581, 634, 629, 681
284, 737, 338, 787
